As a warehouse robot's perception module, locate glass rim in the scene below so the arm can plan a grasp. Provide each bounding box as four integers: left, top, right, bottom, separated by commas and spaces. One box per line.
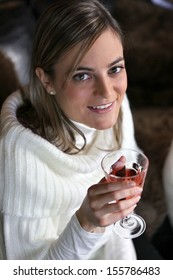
101, 148, 149, 178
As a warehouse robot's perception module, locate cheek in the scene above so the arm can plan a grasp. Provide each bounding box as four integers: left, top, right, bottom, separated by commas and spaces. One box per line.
121, 71, 128, 88
63, 85, 89, 107
118, 73, 128, 96
115, 78, 127, 109
55, 87, 86, 115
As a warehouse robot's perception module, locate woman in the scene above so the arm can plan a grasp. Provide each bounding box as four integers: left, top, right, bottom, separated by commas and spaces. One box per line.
0, 0, 150, 260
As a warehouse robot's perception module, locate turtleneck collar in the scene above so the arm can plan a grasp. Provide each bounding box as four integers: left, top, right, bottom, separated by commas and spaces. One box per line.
71, 120, 96, 134
70, 119, 116, 154
70, 120, 98, 151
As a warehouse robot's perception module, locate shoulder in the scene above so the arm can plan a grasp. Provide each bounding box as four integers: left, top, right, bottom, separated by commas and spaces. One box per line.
0, 90, 23, 133
0, 90, 44, 158
1, 90, 23, 112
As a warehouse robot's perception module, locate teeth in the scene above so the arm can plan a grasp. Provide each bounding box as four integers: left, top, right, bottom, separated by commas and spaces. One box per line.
92, 103, 112, 109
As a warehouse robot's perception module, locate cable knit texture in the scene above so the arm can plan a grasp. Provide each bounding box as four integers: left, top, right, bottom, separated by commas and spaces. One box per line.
0, 91, 138, 260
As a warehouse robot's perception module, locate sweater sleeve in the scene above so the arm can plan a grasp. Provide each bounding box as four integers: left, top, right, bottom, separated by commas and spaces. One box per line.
3, 213, 104, 260
46, 214, 105, 260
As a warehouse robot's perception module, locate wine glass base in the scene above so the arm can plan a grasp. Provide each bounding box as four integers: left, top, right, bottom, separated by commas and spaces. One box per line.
113, 213, 146, 239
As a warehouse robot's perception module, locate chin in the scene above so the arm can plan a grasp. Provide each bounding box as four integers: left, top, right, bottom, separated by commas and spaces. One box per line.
94, 112, 119, 130
92, 120, 117, 130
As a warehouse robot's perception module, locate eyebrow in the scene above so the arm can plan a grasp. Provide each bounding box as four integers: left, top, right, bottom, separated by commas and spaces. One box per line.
108, 57, 124, 67
75, 56, 125, 72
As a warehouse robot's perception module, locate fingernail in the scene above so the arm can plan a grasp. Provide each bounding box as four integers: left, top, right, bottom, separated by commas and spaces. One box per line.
128, 181, 136, 187
135, 195, 141, 202
135, 187, 142, 194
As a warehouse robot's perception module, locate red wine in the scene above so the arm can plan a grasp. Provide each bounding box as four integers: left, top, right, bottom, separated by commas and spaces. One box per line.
109, 165, 145, 187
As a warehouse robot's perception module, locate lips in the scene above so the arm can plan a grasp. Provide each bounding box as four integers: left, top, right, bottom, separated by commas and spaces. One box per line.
88, 102, 114, 113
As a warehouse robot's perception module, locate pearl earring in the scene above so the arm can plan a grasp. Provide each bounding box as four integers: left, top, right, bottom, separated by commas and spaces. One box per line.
49, 90, 56, 95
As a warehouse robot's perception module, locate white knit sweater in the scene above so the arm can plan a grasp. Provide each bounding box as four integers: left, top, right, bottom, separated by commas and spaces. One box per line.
0, 91, 138, 260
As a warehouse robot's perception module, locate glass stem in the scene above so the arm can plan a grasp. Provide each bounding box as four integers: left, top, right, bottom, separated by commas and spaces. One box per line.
123, 215, 131, 222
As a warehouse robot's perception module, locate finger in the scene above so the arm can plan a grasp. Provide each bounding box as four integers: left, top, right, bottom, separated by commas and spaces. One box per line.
93, 203, 139, 227
90, 186, 142, 209
89, 180, 136, 196
99, 177, 107, 183
111, 155, 126, 171
111, 186, 142, 202
93, 194, 141, 217
100, 156, 126, 183
110, 194, 141, 214
108, 204, 139, 225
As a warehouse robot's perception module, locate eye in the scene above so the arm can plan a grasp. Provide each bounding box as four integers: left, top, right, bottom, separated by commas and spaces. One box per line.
73, 73, 90, 81
109, 65, 125, 75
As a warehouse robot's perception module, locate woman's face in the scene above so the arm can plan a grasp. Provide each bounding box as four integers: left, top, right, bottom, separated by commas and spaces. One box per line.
53, 29, 127, 129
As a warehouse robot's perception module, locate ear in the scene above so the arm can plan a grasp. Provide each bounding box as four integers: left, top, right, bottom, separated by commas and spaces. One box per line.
35, 67, 53, 93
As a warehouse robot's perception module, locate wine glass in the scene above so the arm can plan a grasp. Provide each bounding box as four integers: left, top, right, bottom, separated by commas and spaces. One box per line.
101, 148, 149, 239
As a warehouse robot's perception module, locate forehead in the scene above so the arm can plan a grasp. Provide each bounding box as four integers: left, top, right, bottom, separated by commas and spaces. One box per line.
81, 29, 123, 63
56, 29, 123, 73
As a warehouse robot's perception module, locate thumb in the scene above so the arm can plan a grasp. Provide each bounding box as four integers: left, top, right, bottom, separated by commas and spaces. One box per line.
111, 155, 126, 171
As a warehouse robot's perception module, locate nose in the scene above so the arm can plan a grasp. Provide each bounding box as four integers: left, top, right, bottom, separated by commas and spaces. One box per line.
94, 76, 114, 99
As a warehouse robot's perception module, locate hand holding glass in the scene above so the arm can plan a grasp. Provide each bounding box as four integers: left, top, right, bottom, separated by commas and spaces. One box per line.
101, 148, 149, 238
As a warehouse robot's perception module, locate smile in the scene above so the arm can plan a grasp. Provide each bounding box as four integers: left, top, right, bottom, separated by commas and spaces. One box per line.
88, 102, 114, 113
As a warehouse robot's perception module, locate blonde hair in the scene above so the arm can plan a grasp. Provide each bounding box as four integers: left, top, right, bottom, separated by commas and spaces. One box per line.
18, 0, 124, 153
